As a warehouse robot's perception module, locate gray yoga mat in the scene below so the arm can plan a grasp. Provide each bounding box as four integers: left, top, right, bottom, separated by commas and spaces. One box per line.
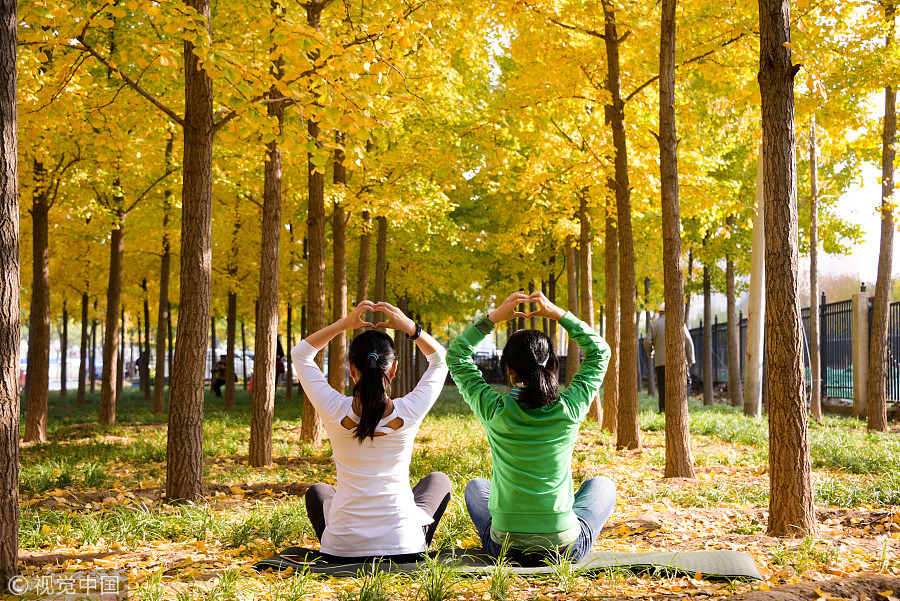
254, 547, 762, 580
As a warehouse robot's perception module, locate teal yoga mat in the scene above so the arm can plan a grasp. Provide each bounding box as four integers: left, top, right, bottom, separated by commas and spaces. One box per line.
254, 547, 761, 581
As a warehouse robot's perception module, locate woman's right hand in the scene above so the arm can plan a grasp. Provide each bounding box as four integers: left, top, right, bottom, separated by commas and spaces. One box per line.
488, 291, 531, 324
526, 291, 565, 321
373, 301, 417, 336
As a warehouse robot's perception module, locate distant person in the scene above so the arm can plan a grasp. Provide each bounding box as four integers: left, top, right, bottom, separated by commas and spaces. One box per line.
292, 300, 451, 560
448, 291, 615, 564
212, 355, 227, 397
644, 303, 695, 413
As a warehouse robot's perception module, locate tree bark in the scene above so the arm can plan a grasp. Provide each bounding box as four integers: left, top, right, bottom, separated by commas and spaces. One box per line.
374, 215, 388, 306
355, 210, 371, 338
24, 159, 49, 443
868, 3, 896, 434
141, 279, 151, 401
285, 304, 293, 402
153, 134, 173, 415
60, 300, 67, 397
77, 292, 88, 407
251, 4, 286, 463
808, 123, 821, 421
580, 193, 601, 422
90, 300, 97, 393
602, 195, 620, 435
99, 215, 124, 425
330, 137, 348, 394
726, 215, 744, 408
759, 0, 816, 536
660, 0, 695, 478
225, 291, 236, 409
118, 308, 124, 400
603, 0, 640, 451
300, 0, 326, 446
703, 264, 713, 405
166, 0, 214, 503
547, 259, 557, 347
0, 7, 20, 586
684, 250, 693, 325
565, 236, 580, 386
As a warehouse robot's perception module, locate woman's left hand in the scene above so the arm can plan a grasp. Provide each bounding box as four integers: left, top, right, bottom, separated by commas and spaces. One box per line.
373, 301, 417, 336
343, 301, 377, 330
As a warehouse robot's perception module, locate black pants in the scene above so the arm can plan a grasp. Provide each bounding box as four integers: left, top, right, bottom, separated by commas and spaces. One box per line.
305, 471, 452, 558
656, 365, 691, 413
212, 378, 225, 397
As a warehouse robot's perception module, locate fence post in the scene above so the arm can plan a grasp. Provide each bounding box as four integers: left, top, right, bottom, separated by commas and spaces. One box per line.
852, 287, 874, 418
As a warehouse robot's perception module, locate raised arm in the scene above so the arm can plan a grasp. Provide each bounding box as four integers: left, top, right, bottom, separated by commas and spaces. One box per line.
373, 301, 443, 357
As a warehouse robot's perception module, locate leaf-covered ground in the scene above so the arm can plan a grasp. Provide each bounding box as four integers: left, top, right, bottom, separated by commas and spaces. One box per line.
13, 386, 900, 600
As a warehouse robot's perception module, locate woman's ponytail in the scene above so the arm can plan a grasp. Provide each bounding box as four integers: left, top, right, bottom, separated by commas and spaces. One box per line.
501, 330, 559, 409
348, 331, 396, 442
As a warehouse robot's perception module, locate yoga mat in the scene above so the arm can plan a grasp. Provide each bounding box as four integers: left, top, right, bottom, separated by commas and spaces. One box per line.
253, 546, 761, 581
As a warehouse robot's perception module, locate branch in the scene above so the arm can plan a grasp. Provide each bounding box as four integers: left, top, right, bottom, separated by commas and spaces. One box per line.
625, 32, 747, 103
546, 16, 605, 39
74, 37, 185, 128
47, 155, 81, 209
124, 168, 178, 213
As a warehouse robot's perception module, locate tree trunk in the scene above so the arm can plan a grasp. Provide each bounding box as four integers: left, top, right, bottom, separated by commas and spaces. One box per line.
251, 8, 285, 463
0, 9, 21, 585
285, 304, 293, 401
759, 0, 816, 536
300, 0, 326, 446
24, 159, 49, 443
60, 300, 67, 397
225, 291, 236, 409
210, 316, 216, 389
684, 250, 693, 325
529, 280, 537, 330
240, 320, 246, 387
547, 259, 557, 348
645, 277, 656, 398
153, 134, 173, 415
167, 0, 214, 503
118, 308, 124, 400
374, 215, 388, 305
77, 292, 88, 407
167, 302, 173, 387
565, 236, 580, 386
330, 138, 348, 394
355, 210, 371, 338
580, 193, 601, 422
660, 0, 694, 477
603, 0, 640, 451
703, 264, 713, 405
726, 215, 744, 408
99, 216, 124, 425
90, 300, 97, 393
868, 3, 896, 434
808, 121, 821, 421
138, 280, 149, 400
602, 195, 620, 435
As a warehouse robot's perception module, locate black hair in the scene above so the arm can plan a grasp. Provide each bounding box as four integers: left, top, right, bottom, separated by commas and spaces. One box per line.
347, 330, 396, 442
500, 329, 559, 409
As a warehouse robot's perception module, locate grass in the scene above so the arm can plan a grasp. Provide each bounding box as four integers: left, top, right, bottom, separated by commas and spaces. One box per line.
13, 384, 900, 600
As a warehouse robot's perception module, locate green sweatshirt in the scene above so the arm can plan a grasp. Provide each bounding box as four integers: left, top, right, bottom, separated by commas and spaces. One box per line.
447, 312, 611, 535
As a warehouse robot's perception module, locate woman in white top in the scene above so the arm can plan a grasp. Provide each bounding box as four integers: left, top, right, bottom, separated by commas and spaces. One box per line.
292, 300, 451, 560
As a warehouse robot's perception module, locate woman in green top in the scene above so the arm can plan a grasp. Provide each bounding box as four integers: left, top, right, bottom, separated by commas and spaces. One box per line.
447, 290, 615, 563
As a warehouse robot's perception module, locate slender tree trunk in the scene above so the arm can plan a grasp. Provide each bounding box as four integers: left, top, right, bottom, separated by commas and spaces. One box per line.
141, 279, 151, 401
580, 193, 601, 422
225, 291, 236, 409
60, 300, 67, 397
759, 0, 816, 536
374, 215, 387, 306
330, 137, 348, 394
285, 304, 293, 401
355, 210, 371, 338
603, 0, 640, 450
645, 277, 656, 397
565, 236, 580, 385
684, 250, 693, 325
808, 121, 821, 421
90, 301, 97, 393
726, 215, 743, 408
251, 3, 286, 463
0, 10, 21, 586
167, 303, 173, 388
118, 308, 124, 400
703, 264, 713, 405
153, 134, 173, 414
602, 195, 620, 434
868, 3, 896, 433
99, 215, 124, 425
77, 292, 88, 407
167, 0, 214, 503
210, 316, 216, 388
660, 0, 694, 477
529, 281, 537, 330
547, 258, 557, 347
24, 159, 49, 443
300, 0, 326, 446
240, 320, 246, 387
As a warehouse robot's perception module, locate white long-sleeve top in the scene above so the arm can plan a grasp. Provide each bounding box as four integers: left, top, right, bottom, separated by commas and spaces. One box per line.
291, 339, 448, 556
